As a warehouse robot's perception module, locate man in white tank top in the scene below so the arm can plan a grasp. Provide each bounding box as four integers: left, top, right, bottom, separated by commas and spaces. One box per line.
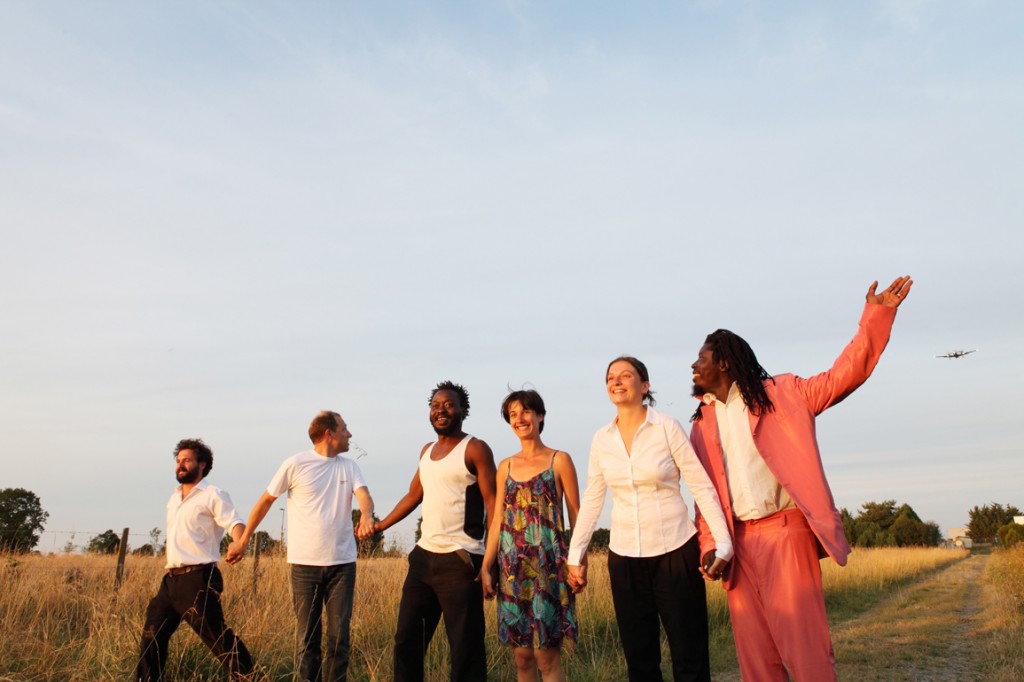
376, 381, 497, 682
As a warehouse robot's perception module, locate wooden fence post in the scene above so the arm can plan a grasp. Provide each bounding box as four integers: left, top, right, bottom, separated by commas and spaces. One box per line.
252, 536, 261, 596
114, 527, 130, 590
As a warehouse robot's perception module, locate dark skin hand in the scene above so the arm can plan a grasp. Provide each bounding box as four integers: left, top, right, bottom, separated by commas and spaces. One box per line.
700, 550, 728, 581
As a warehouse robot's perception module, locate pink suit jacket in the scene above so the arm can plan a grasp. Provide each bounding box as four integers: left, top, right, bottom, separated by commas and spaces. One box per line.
692, 302, 897, 589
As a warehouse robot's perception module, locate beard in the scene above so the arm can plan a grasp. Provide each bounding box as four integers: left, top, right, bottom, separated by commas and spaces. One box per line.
176, 468, 200, 484
691, 382, 707, 399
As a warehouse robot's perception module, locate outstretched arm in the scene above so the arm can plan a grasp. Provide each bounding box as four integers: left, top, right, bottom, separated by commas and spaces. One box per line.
376, 470, 425, 532
866, 275, 913, 307
226, 491, 277, 564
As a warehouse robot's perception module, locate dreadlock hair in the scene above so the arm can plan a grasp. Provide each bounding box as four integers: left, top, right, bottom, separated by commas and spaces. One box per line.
429, 380, 471, 418
692, 329, 775, 422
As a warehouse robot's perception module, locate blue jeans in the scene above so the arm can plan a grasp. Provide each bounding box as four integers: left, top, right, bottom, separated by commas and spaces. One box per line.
290, 562, 356, 682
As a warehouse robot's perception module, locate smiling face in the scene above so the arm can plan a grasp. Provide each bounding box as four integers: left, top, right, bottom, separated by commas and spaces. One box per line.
691, 342, 729, 397
606, 359, 650, 407
506, 400, 543, 441
175, 449, 204, 485
429, 389, 464, 436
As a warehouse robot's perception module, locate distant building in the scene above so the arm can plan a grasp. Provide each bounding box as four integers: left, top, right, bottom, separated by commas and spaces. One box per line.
947, 527, 973, 549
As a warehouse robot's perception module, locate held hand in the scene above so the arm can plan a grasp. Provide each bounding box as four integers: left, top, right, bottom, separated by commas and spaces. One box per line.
356, 517, 374, 540
700, 557, 728, 582
225, 540, 247, 565
480, 566, 497, 599
567, 563, 588, 593
866, 275, 913, 308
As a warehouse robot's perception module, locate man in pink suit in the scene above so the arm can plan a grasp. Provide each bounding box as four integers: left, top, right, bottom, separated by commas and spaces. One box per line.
690, 276, 913, 682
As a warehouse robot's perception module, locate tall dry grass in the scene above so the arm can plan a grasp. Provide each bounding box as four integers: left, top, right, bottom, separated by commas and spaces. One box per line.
981, 545, 1024, 681
0, 547, 966, 681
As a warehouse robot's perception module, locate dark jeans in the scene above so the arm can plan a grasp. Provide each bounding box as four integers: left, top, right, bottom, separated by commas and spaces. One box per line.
135, 564, 253, 681
608, 537, 710, 682
393, 546, 486, 682
290, 562, 357, 682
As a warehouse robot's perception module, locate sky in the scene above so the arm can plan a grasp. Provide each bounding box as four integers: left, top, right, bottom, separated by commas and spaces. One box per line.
1, 1, 1021, 554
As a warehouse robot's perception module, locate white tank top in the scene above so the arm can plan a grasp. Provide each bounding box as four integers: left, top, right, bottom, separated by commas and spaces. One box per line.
416, 435, 486, 555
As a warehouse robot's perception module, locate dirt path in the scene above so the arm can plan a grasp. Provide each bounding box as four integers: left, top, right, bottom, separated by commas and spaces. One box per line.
711, 555, 990, 681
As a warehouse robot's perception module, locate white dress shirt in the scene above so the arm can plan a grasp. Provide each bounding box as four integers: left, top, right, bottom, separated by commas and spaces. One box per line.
705, 383, 794, 521
165, 481, 244, 568
567, 407, 733, 564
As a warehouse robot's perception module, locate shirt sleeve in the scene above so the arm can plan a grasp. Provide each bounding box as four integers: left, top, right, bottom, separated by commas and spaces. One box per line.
209, 488, 245, 533
350, 459, 368, 492
567, 432, 608, 566
666, 417, 734, 562
266, 457, 293, 498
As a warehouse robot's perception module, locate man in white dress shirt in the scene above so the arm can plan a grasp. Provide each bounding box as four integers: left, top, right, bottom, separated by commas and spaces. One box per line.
135, 438, 254, 681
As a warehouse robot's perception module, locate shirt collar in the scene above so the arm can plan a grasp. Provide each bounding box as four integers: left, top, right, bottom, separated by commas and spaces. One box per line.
175, 479, 209, 499
701, 382, 739, 406
603, 405, 658, 432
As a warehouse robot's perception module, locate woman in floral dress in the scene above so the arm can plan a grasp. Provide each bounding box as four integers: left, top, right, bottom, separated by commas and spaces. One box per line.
481, 388, 582, 682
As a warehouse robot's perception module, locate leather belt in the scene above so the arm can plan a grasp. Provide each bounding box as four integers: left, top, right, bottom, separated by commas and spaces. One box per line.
167, 563, 213, 576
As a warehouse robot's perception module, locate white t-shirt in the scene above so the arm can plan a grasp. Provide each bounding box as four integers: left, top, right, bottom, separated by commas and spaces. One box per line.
268, 450, 367, 566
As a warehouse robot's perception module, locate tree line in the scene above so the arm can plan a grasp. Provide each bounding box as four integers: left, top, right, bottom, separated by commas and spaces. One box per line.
4, 486, 1023, 554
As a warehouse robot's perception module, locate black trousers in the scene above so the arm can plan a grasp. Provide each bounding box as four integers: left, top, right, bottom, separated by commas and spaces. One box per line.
393, 546, 487, 682
608, 537, 710, 682
135, 564, 254, 681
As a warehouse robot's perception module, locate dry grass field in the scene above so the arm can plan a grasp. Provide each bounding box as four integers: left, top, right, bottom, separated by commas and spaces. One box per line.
0, 546, 1008, 681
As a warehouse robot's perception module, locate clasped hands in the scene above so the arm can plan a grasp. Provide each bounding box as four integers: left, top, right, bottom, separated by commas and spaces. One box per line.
700, 550, 728, 582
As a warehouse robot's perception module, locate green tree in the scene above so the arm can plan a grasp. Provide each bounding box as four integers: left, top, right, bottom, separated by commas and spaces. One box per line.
968, 503, 1023, 543
846, 500, 940, 548
997, 523, 1024, 549
589, 528, 611, 551
858, 500, 899, 530
87, 529, 121, 554
353, 510, 386, 557
0, 488, 50, 553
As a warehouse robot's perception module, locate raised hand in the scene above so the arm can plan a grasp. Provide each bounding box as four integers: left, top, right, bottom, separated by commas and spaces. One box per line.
866, 275, 913, 308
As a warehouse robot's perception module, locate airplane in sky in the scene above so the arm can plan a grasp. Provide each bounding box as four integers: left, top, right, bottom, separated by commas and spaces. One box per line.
936, 350, 976, 359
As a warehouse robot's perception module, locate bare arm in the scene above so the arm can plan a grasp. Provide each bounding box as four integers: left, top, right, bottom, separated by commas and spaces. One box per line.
553, 451, 582, 531
354, 486, 375, 540
225, 491, 277, 564
480, 458, 509, 599
376, 466, 425, 532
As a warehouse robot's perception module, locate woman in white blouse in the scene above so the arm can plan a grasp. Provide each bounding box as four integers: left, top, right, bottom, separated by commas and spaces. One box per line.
566, 356, 733, 682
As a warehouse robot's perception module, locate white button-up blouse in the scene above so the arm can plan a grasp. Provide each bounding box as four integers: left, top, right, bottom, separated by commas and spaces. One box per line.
567, 407, 733, 564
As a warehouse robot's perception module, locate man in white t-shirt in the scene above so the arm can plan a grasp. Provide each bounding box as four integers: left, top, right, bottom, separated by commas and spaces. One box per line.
228, 411, 375, 682
135, 438, 254, 681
